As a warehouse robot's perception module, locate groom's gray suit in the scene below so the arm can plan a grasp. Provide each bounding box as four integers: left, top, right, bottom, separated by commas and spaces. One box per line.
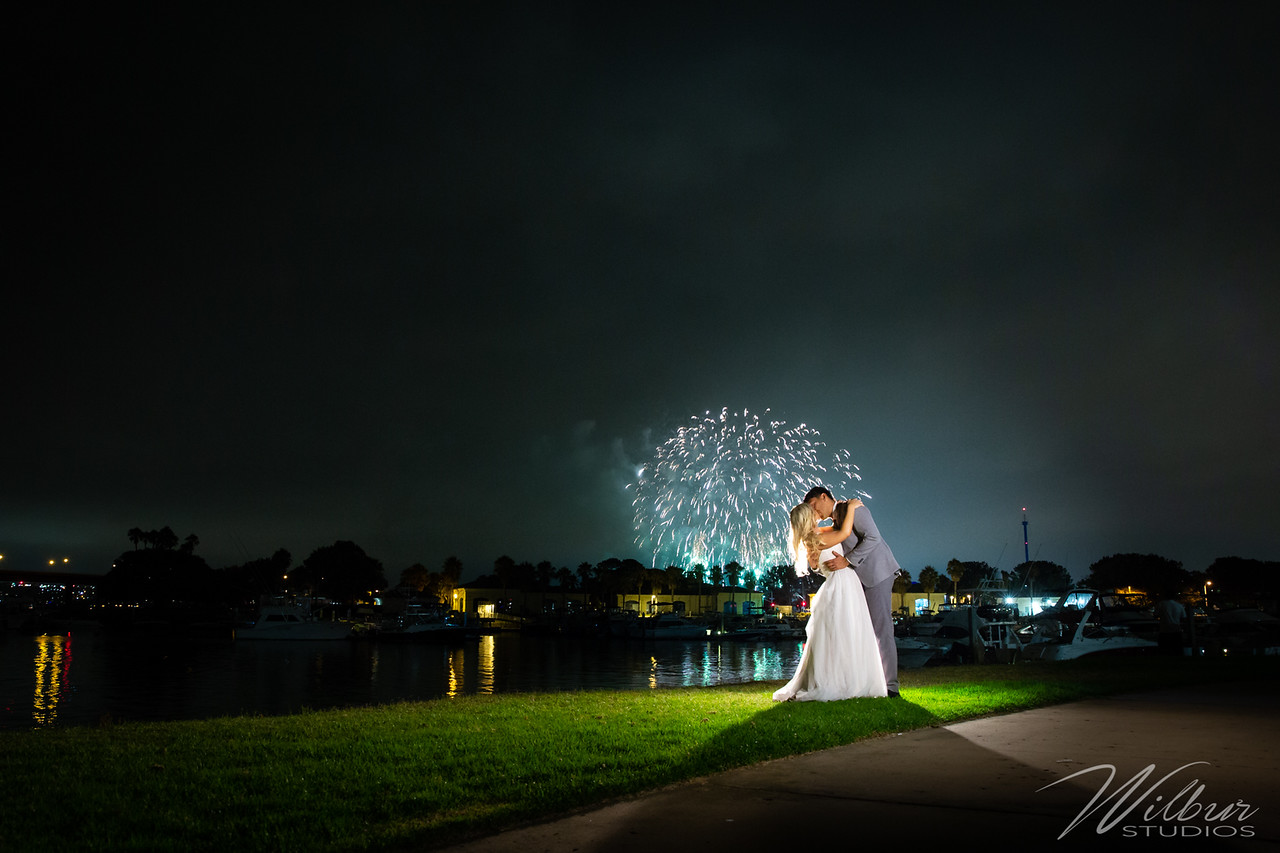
834, 501, 900, 694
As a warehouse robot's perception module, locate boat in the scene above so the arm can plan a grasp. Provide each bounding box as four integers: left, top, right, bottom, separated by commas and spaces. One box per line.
642, 613, 710, 640
749, 618, 805, 641
606, 609, 645, 638
904, 613, 944, 637
893, 608, 976, 666
1196, 608, 1280, 657
377, 612, 474, 642
705, 614, 769, 641
893, 604, 1023, 665
1015, 588, 1158, 661
236, 600, 354, 640
896, 635, 945, 668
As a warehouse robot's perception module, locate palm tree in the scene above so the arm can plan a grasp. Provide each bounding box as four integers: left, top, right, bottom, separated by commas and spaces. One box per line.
647, 568, 669, 611
536, 560, 553, 590
664, 565, 683, 611
555, 566, 575, 613
127, 528, 143, 550
441, 556, 462, 584
725, 561, 743, 612
440, 556, 462, 608
919, 565, 940, 595
947, 558, 965, 601
494, 555, 516, 595
515, 562, 536, 615
618, 560, 649, 611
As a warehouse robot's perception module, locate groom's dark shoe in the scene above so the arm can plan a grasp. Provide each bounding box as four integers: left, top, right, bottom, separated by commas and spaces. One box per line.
887, 690, 900, 699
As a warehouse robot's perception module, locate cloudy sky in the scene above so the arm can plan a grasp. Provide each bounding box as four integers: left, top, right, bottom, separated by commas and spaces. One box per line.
9, 3, 1279, 583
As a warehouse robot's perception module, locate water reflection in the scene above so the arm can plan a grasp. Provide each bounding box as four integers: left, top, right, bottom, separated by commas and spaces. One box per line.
477, 634, 495, 694
446, 647, 462, 698
32, 634, 71, 726
750, 644, 789, 682
0, 630, 805, 730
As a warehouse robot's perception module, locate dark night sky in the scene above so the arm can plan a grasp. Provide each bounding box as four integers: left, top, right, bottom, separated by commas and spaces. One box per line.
8, 3, 1279, 583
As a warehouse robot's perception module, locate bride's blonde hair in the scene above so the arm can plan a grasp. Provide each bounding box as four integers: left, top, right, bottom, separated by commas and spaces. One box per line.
788, 502, 825, 570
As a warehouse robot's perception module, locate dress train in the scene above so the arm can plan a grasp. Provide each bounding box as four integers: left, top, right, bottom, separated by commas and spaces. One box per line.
772, 547, 887, 702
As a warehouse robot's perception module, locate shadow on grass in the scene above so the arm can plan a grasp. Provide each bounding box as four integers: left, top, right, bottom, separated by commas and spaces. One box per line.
684, 690, 944, 778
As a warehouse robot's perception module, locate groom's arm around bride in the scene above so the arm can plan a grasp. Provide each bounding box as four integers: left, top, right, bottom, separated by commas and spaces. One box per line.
803, 486, 901, 696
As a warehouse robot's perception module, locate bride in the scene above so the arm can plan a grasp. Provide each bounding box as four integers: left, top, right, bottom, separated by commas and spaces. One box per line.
772, 498, 888, 702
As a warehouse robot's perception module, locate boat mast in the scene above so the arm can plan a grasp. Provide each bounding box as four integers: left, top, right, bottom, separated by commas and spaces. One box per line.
1022, 507, 1030, 565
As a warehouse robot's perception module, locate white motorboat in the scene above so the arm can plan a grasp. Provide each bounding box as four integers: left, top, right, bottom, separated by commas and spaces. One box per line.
896, 606, 1022, 665
236, 601, 353, 640
751, 618, 805, 641
378, 612, 473, 642
642, 613, 710, 640
1016, 588, 1158, 660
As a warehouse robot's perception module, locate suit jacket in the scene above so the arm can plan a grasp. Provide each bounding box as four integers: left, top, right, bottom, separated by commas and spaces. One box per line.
836, 501, 900, 588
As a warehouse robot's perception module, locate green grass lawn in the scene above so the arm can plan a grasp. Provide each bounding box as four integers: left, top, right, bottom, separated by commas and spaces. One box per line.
1, 655, 1273, 853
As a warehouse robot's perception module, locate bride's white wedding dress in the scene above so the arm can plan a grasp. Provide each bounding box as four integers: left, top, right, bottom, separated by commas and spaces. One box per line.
773, 544, 888, 701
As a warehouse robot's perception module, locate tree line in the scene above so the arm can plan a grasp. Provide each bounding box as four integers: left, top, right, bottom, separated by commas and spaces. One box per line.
99, 528, 386, 609
96, 527, 1280, 613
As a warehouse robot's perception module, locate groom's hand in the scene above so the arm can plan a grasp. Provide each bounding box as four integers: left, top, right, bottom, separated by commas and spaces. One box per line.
824, 552, 850, 570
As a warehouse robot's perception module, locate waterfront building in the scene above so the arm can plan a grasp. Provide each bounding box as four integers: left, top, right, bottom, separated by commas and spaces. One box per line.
450, 585, 766, 621
892, 590, 949, 617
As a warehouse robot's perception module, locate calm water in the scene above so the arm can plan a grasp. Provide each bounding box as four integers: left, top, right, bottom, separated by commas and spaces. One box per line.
0, 627, 804, 730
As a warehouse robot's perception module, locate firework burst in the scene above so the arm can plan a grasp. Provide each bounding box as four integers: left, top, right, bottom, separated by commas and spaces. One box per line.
629, 408, 866, 577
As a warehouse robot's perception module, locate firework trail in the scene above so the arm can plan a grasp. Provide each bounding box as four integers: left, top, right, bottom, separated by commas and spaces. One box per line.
629, 408, 867, 577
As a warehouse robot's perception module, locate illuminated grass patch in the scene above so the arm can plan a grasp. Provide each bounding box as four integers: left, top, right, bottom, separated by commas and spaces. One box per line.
0, 656, 1268, 853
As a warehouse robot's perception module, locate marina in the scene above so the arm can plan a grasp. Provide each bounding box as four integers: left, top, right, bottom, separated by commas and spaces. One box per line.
6, 583, 1274, 732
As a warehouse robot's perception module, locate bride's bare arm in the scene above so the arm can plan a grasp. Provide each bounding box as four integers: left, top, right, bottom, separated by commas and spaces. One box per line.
818, 498, 863, 547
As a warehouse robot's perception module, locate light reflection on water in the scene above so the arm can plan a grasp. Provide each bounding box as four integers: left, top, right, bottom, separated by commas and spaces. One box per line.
478, 634, 495, 694
32, 633, 71, 726
0, 628, 803, 730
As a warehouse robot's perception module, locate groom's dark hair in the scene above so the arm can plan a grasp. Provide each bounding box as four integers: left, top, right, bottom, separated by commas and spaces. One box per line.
803, 486, 833, 502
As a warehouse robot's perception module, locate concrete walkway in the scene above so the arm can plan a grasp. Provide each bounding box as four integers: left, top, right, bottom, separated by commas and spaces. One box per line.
441, 679, 1280, 851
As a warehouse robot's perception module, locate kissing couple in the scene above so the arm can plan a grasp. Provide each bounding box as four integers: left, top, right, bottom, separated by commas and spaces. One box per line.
772, 486, 901, 702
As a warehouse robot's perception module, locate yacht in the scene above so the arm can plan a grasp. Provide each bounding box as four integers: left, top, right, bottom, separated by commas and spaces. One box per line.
236, 601, 353, 640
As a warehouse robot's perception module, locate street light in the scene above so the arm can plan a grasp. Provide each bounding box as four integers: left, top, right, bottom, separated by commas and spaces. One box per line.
1203, 580, 1212, 609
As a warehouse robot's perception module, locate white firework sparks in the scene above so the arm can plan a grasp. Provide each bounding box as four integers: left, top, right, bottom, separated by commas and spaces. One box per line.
629, 408, 866, 577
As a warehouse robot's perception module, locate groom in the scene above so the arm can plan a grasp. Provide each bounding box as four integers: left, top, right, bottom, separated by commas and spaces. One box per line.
804, 486, 900, 698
